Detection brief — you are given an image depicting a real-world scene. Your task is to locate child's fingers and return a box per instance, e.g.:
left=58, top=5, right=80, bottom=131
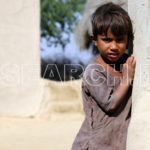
left=128, top=55, right=134, bottom=64
left=130, top=55, right=136, bottom=67
left=125, top=55, right=135, bottom=68
left=125, top=57, right=130, bottom=64
left=132, top=59, right=136, bottom=68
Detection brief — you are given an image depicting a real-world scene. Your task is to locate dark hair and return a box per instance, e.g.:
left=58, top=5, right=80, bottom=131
left=91, top=2, right=134, bottom=53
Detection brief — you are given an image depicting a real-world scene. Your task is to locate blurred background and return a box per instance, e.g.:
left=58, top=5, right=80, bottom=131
left=40, top=0, right=98, bottom=81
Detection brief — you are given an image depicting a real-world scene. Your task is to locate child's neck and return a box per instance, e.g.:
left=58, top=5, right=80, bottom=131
left=95, top=55, right=122, bottom=77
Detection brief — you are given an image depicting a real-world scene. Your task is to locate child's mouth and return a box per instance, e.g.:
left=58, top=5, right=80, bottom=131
left=108, top=53, right=119, bottom=59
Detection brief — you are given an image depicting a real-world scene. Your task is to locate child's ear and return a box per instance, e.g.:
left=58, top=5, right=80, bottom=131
left=90, top=34, right=98, bottom=46
left=90, top=34, right=94, bottom=40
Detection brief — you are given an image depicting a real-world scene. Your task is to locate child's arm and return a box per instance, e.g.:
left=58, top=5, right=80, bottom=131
left=108, top=55, right=136, bottom=113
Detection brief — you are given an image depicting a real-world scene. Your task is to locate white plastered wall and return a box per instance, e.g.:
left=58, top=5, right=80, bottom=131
left=127, top=0, right=150, bottom=149
left=0, top=0, right=44, bottom=117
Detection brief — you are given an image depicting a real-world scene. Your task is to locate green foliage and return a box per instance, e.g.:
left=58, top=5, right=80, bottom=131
left=41, top=0, right=86, bottom=49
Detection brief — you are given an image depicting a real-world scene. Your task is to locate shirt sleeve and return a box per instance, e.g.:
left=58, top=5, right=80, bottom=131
left=82, top=65, right=115, bottom=113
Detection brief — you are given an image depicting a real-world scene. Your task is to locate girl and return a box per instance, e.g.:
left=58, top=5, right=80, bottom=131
left=71, top=2, right=136, bottom=150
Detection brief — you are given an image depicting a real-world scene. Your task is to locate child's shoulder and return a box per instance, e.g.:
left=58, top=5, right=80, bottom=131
left=82, top=61, right=106, bottom=87
left=82, top=60, right=106, bottom=82
left=84, top=60, right=105, bottom=75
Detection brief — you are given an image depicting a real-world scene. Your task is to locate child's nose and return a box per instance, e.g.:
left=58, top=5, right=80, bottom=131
left=110, top=41, right=118, bottom=50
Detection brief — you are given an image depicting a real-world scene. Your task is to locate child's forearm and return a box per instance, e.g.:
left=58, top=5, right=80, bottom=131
left=108, top=79, right=131, bottom=113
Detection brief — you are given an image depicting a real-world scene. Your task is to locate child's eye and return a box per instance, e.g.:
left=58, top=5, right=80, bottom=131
left=102, top=38, right=112, bottom=42
left=117, top=38, right=124, bottom=42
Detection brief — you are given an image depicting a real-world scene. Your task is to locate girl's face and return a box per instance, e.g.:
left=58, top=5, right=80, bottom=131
left=94, top=29, right=128, bottom=63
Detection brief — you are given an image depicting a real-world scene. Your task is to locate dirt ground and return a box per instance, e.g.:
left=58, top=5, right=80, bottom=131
left=0, top=113, right=84, bottom=150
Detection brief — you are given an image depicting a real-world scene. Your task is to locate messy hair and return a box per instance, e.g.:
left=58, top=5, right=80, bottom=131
left=91, top=2, right=134, bottom=52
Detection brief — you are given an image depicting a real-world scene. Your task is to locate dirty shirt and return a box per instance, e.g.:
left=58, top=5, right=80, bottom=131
left=71, top=61, right=132, bottom=150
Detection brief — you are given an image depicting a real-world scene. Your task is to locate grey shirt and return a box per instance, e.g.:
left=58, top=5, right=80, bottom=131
left=71, top=61, right=132, bottom=150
